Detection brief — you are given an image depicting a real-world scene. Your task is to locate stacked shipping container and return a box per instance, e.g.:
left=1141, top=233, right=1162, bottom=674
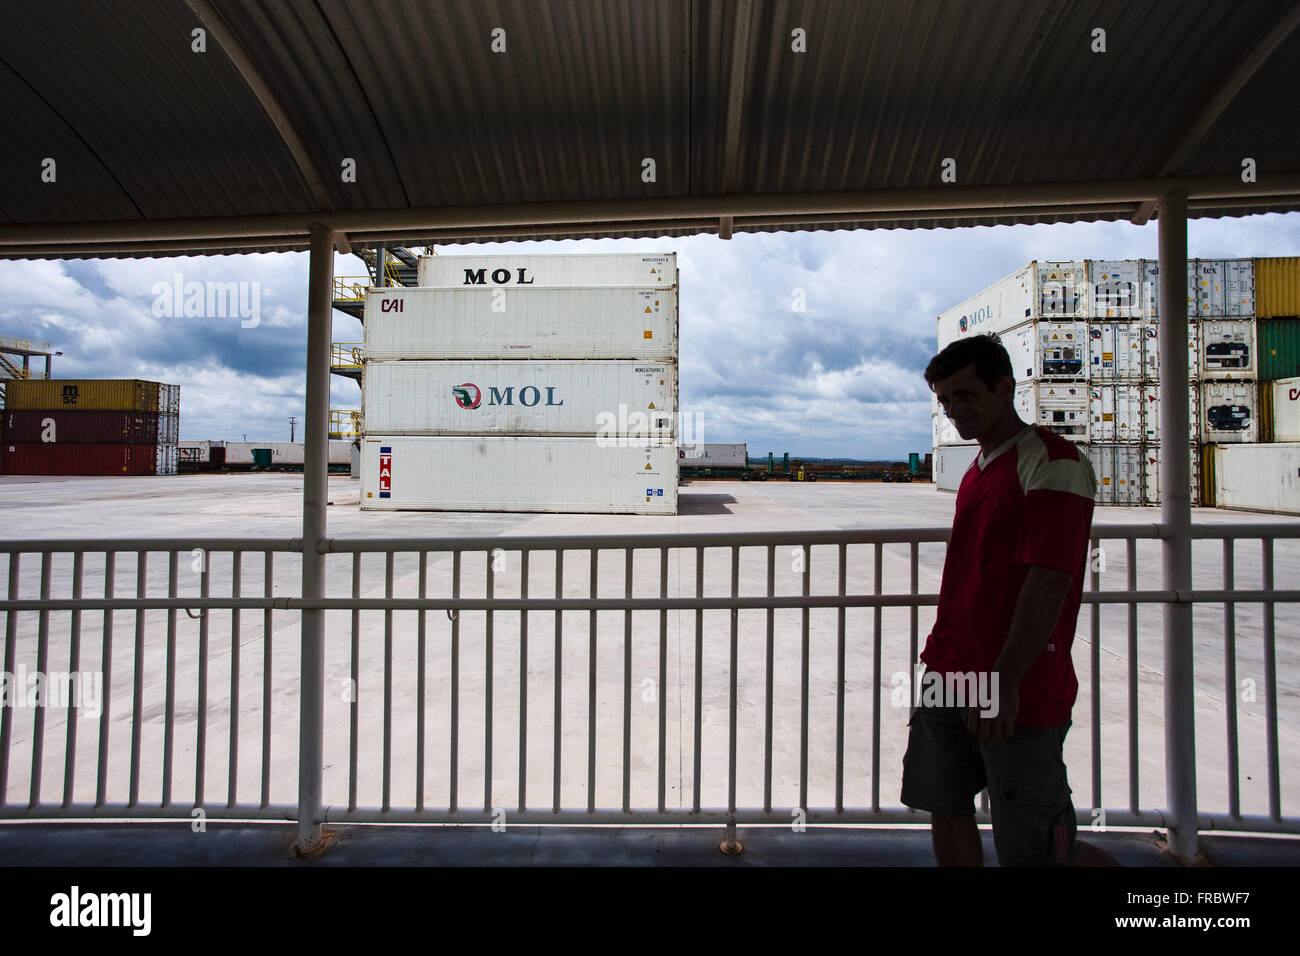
left=2, top=379, right=179, bottom=476
left=933, top=258, right=1288, bottom=505
left=361, top=254, right=679, bottom=514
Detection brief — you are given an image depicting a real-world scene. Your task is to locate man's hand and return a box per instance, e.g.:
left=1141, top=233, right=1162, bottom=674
left=967, top=677, right=1020, bottom=740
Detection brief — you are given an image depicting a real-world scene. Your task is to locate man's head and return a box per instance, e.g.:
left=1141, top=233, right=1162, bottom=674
left=925, top=334, right=1016, bottom=442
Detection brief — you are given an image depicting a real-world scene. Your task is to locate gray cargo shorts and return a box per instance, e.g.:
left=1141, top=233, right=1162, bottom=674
left=900, top=699, right=1078, bottom=866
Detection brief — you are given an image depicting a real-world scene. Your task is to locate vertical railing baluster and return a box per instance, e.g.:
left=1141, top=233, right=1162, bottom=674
left=520, top=549, right=530, bottom=813
left=835, top=542, right=846, bottom=815
left=871, top=542, right=882, bottom=813
left=0, top=553, right=19, bottom=806
left=693, top=546, right=703, bottom=814
left=623, top=548, right=633, bottom=814
left=417, top=550, right=427, bottom=812
left=1262, top=538, right=1279, bottom=821
left=485, top=548, right=494, bottom=815
left=349, top=553, right=360, bottom=813
left=260, top=551, right=273, bottom=810
left=657, top=546, right=668, bottom=815
left=587, top=548, right=597, bottom=814
left=554, top=550, right=564, bottom=814
left=800, top=543, right=810, bottom=815
left=63, top=551, right=84, bottom=808
left=163, top=551, right=178, bottom=808
left=764, top=544, right=774, bottom=815
left=1127, top=538, right=1139, bottom=814
left=29, top=552, right=52, bottom=807
left=1223, top=539, right=1239, bottom=819
left=728, top=545, right=739, bottom=816
left=909, top=541, right=918, bottom=709
left=228, top=550, right=241, bottom=808
left=383, top=551, right=394, bottom=812
left=95, top=552, right=114, bottom=807
left=195, top=552, right=209, bottom=807
left=450, top=551, right=461, bottom=812
left=1090, top=537, right=1102, bottom=813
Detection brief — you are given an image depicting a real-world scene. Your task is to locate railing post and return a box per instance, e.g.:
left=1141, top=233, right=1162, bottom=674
left=1157, top=188, right=1198, bottom=860
left=296, top=222, right=334, bottom=853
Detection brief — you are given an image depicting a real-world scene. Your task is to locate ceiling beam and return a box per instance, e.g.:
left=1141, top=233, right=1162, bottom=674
left=183, top=0, right=336, bottom=212
left=1131, top=0, right=1300, bottom=225
left=2, top=171, right=1300, bottom=254
left=717, top=0, right=755, bottom=241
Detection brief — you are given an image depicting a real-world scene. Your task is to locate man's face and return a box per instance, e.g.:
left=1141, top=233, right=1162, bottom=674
left=932, top=363, right=1013, bottom=442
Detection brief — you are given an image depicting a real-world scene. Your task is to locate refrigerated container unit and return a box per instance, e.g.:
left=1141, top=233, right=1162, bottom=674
left=1089, top=384, right=1148, bottom=443
left=1001, top=320, right=1089, bottom=381
left=1138, top=321, right=1201, bottom=381
left=1263, top=376, right=1300, bottom=442
left=362, top=360, right=677, bottom=436
left=937, top=260, right=1088, bottom=351
left=363, top=286, right=678, bottom=361
left=1141, top=259, right=1202, bottom=320
left=360, top=436, right=678, bottom=514
left=1191, top=259, right=1255, bottom=317
left=1198, top=320, right=1256, bottom=380
left=1086, top=444, right=1146, bottom=505
left=1087, top=260, right=1144, bottom=320
left=932, top=444, right=980, bottom=493
left=1087, top=321, right=1148, bottom=380
left=1013, top=382, right=1089, bottom=441
left=1137, top=383, right=1200, bottom=443
left=224, top=441, right=353, bottom=468
left=932, top=409, right=974, bottom=447
left=418, top=252, right=677, bottom=288
left=1199, top=381, right=1258, bottom=444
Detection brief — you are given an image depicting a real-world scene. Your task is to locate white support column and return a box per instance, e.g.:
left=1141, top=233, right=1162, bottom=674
left=1157, top=188, right=1198, bottom=860
left=297, top=222, right=333, bottom=851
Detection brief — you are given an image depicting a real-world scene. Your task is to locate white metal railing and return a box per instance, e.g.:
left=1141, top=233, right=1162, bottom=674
left=1, top=526, right=1297, bottom=841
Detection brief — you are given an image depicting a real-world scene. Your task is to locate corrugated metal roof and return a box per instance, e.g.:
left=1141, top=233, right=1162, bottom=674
left=1, top=0, right=1299, bottom=258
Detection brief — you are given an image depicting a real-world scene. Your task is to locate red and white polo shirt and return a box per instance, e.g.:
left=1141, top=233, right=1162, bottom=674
left=921, top=425, right=1097, bottom=727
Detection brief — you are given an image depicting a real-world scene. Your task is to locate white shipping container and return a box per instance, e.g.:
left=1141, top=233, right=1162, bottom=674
left=360, top=436, right=678, bottom=514
left=1140, top=321, right=1201, bottom=380
left=1138, top=383, right=1200, bottom=443
left=1013, top=381, right=1089, bottom=441
left=1088, top=260, right=1144, bottom=319
left=1002, top=320, right=1089, bottom=382
left=363, top=287, right=678, bottom=360
left=362, top=360, right=677, bottom=437
left=1211, top=443, right=1300, bottom=515
left=1141, top=259, right=1198, bottom=319
left=224, top=441, right=352, bottom=466
left=1086, top=444, right=1145, bottom=505
left=155, top=444, right=178, bottom=476
left=679, top=443, right=747, bottom=467
left=937, top=263, right=1036, bottom=348
left=1036, top=261, right=1089, bottom=318
left=1272, top=377, right=1300, bottom=442
left=1199, top=381, right=1258, bottom=444
left=932, top=409, right=973, bottom=447
left=1089, top=384, right=1146, bottom=443
left=933, top=443, right=980, bottom=492
left=1142, top=444, right=1201, bottom=506
left=1193, top=259, right=1255, bottom=317
left=1087, top=321, right=1147, bottom=380
left=1198, top=319, right=1256, bottom=379
left=418, top=253, right=677, bottom=288
left=179, top=440, right=210, bottom=462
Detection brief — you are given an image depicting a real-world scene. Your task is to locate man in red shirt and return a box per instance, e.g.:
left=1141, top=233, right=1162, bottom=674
left=902, top=333, right=1103, bottom=866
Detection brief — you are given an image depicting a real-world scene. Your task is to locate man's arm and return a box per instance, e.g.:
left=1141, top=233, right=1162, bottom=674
left=967, top=564, right=1074, bottom=740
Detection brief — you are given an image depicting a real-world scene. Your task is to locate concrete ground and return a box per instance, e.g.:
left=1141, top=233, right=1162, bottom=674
left=1, top=473, right=1297, bottom=863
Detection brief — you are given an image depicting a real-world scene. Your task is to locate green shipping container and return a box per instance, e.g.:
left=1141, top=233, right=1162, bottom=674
left=1257, top=317, right=1300, bottom=382
left=4, top=379, right=161, bottom=412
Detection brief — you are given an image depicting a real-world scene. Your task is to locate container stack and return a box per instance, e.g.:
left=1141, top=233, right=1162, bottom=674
left=360, top=254, right=679, bottom=514
left=1210, top=257, right=1300, bottom=514
left=2, top=379, right=179, bottom=476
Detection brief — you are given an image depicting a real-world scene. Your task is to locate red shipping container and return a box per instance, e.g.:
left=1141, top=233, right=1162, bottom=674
left=1, top=442, right=159, bottom=476
left=2, top=410, right=160, bottom=444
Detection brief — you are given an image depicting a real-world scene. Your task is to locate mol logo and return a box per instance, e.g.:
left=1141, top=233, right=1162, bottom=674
left=1290, top=387, right=1300, bottom=402
left=452, top=383, right=482, bottom=409
left=378, top=447, right=392, bottom=498
left=463, top=267, right=537, bottom=286
left=454, top=385, right=565, bottom=408
left=957, top=305, right=992, bottom=334
left=380, top=298, right=404, bottom=312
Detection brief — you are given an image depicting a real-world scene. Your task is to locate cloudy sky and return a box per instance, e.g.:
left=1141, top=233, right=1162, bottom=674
left=2, top=212, right=1298, bottom=460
